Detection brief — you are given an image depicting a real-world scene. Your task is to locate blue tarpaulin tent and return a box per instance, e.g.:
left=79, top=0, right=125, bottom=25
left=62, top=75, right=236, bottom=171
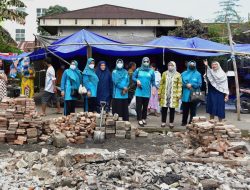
left=30, top=29, right=250, bottom=61
left=234, top=44, right=250, bottom=54
left=145, top=36, right=231, bottom=57
left=30, top=29, right=160, bottom=60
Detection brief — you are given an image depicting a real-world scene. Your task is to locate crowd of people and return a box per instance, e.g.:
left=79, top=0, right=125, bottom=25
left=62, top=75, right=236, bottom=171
left=0, top=56, right=230, bottom=128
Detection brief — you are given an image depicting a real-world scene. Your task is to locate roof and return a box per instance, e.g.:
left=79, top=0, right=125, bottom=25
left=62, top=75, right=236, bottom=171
left=17, top=41, right=35, bottom=52
left=40, top=4, right=184, bottom=20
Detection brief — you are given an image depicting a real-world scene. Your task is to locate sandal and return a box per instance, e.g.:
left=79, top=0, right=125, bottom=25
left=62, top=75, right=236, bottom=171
left=40, top=113, right=47, bottom=117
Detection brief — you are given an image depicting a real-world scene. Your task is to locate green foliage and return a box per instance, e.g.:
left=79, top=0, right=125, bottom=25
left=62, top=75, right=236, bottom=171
left=215, top=0, right=243, bottom=23
left=0, top=36, right=21, bottom=53
left=168, top=18, right=208, bottom=38
left=0, top=0, right=27, bottom=24
left=0, top=26, right=21, bottom=53
left=38, top=5, right=68, bottom=35
left=207, top=24, right=229, bottom=43
left=45, top=5, right=68, bottom=16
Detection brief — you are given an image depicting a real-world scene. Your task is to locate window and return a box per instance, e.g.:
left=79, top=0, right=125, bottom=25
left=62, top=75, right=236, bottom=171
left=158, top=19, right=161, bottom=25
left=108, top=19, right=110, bottom=24
left=59, top=19, right=61, bottom=24
left=124, top=19, right=127, bottom=24
left=175, top=20, right=178, bottom=25
left=37, top=8, right=47, bottom=17
left=75, top=19, right=78, bottom=25
left=141, top=19, right=143, bottom=24
left=91, top=19, right=94, bottom=24
left=16, top=29, right=25, bottom=42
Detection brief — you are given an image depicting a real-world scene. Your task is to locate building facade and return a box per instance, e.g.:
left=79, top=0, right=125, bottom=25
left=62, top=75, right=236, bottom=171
left=2, top=0, right=56, bottom=43
left=39, top=4, right=184, bottom=43
left=2, top=2, right=184, bottom=44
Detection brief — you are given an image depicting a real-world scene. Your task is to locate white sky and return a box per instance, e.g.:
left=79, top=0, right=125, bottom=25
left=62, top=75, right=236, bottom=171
left=26, top=0, right=250, bottom=22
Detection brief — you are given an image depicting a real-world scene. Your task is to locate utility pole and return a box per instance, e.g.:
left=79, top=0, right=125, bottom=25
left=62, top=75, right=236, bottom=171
left=226, top=18, right=241, bottom=121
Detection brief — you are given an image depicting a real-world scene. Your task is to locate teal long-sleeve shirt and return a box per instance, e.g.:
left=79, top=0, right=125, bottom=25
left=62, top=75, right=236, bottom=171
left=112, top=69, right=129, bottom=99
left=132, top=68, right=156, bottom=98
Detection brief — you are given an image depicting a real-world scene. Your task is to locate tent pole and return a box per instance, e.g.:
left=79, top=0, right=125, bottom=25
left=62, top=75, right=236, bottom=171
left=163, top=48, right=165, bottom=65
left=35, top=35, right=71, bottom=66
left=87, top=45, right=92, bottom=59
left=226, top=19, right=241, bottom=121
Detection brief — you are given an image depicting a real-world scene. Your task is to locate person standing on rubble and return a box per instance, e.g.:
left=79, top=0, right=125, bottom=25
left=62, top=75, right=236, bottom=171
left=181, top=61, right=202, bottom=126
left=203, top=60, right=229, bottom=122
left=132, top=57, right=156, bottom=127
left=159, top=61, right=182, bottom=128
left=112, top=59, right=129, bottom=121
left=83, top=58, right=99, bottom=112
left=61, top=60, right=82, bottom=116
left=96, top=61, right=113, bottom=113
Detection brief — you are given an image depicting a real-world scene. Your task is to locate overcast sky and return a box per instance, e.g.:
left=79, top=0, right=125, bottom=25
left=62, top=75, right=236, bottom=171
left=39, top=0, right=250, bottom=22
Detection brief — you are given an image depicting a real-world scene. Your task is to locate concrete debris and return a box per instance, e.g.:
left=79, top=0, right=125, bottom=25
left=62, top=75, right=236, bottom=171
left=0, top=147, right=249, bottom=189
left=0, top=97, right=51, bottom=145
left=0, top=97, right=145, bottom=146
left=179, top=116, right=248, bottom=159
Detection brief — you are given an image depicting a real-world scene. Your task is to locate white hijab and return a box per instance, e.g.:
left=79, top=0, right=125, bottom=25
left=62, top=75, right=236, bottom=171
left=167, top=61, right=177, bottom=77
left=206, top=61, right=229, bottom=95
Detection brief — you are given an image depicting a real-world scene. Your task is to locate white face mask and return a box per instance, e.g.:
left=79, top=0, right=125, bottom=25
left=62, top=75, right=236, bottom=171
left=117, top=63, right=123, bottom=69
left=89, top=64, right=95, bottom=69
left=70, top=65, right=76, bottom=70
left=143, top=61, right=149, bottom=67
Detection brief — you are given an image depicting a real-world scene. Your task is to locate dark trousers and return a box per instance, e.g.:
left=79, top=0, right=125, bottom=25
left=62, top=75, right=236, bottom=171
left=161, top=107, right=175, bottom=123
left=136, top=97, right=149, bottom=121
left=182, top=102, right=197, bottom=124
left=84, top=97, right=97, bottom=112
left=64, top=100, right=76, bottom=116
left=112, top=98, right=129, bottom=121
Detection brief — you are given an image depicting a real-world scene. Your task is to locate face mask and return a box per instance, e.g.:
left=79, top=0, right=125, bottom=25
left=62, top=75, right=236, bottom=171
left=189, top=66, right=195, bottom=70
left=117, top=63, right=123, bottom=69
left=70, top=65, right=76, bottom=70
left=89, top=64, right=95, bottom=69
left=143, top=61, right=149, bottom=67
left=168, top=66, right=174, bottom=71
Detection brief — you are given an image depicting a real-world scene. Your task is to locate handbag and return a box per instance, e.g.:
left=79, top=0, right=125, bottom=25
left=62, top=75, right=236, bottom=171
left=190, top=90, right=205, bottom=103
left=70, top=79, right=80, bottom=98
left=78, top=84, right=87, bottom=95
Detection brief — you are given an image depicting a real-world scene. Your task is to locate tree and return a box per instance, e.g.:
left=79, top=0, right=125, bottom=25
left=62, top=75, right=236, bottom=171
left=38, top=5, right=68, bottom=35
left=215, top=0, right=243, bottom=23
left=0, top=26, right=21, bottom=53
left=168, top=18, right=208, bottom=38
left=0, top=0, right=27, bottom=24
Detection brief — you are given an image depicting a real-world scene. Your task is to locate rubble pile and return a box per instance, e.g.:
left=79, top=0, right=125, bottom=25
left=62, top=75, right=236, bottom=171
left=184, top=116, right=248, bottom=159
left=52, top=112, right=148, bottom=145
left=0, top=148, right=249, bottom=189
left=0, top=97, right=51, bottom=145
